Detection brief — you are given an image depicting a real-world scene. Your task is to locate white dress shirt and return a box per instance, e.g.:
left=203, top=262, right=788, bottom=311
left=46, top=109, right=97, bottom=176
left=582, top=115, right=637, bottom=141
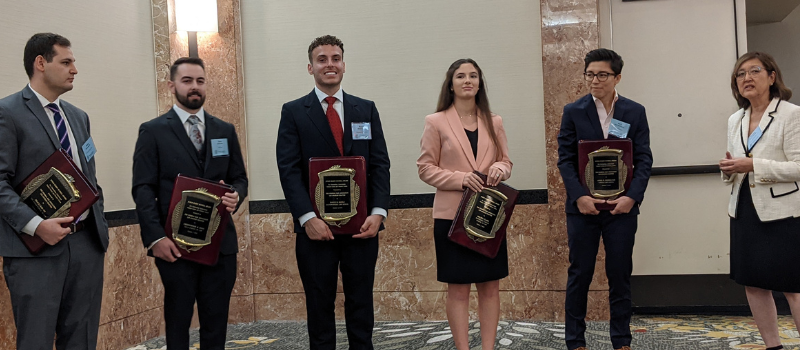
left=592, top=90, right=619, bottom=139
left=172, top=104, right=206, bottom=142
left=22, top=84, right=88, bottom=235
left=299, top=87, right=387, bottom=227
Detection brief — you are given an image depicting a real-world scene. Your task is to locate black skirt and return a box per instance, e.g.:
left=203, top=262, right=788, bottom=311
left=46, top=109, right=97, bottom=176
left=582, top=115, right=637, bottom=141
left=433, top=219, right=509, bottom=284
left=730, top=176, right=800, bottom=292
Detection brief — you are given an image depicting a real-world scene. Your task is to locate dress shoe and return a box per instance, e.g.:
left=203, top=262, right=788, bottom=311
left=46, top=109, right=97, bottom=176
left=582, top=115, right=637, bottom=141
left=615, top=346, right=631, bottom=350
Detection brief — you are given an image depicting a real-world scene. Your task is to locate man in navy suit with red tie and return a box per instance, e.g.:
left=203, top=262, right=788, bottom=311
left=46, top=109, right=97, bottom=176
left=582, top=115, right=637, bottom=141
left=557, top=49, right=653, bottom=350
left=276, top=35, right=391, bottom=350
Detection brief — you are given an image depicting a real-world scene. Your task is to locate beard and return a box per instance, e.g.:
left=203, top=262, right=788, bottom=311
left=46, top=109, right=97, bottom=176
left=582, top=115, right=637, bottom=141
left=176, top=90, right=205, bottom=110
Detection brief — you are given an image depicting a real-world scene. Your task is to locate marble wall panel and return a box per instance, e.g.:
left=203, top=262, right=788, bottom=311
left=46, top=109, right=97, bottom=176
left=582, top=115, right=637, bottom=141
left=100, top=225, right=163, bottom=324
left=251, top=213, right=304, bottom=294
left=229, top=294, right=255, bottom=324
left=0, top=259, right=14, bottom=349
left=254, top=293, right=309, bottom=321
left=375, top=208, right=439, bottom=292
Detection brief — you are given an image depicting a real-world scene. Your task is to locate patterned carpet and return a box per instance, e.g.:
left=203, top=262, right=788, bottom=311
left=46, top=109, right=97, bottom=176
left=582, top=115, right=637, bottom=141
left=127, top=315, right=800, bottom=350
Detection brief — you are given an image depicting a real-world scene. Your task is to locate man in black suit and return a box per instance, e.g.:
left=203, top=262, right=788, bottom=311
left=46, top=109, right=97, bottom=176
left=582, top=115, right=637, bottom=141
left=276, top=35, right=391, bottom=350
left=0, top=32, right=109, bottom=350
left=132, top=57, right=248, bottom=350
left=557, top=49, right=653, bottom=350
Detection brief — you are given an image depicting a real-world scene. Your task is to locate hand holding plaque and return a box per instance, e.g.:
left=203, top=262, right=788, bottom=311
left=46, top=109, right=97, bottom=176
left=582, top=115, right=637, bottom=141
left=578, top=139, right=633, bottom=211
left=165, top=175, right=233, bottom=266
left=15, top=149, right=100, bottom=254
left=448, top=171, right=519, bottom=258
left=308, top=156, right=367, bottom=235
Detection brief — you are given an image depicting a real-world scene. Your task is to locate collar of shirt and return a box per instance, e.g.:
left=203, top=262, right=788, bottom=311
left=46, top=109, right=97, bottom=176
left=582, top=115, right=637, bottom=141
left=314, top=86, right=343, bottom=104
left=592, top=90, right=619, bottom=115
left=173, top=104, right=205, bottom=125
left=29, top=83, right=63, bottom=113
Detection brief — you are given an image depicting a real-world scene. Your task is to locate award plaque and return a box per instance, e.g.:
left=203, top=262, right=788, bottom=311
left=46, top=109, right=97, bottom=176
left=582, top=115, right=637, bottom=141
left=308, top=156, right=367, bottom=234
left=448, top=172, right=519, bottom=258
left=578, top=139, right=633, bottom=211
left=165, top=175, right=232, bottom=266
left=15, top=149, right=100, bottom=254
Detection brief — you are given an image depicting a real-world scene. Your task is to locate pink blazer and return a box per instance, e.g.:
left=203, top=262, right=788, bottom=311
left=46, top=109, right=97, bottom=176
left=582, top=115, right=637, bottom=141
left=417, top=106, right=513, bottom=220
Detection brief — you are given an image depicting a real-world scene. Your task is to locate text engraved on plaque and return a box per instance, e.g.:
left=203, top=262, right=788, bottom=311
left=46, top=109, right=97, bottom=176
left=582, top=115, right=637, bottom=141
left=464, top=188, right=508, bottom=243
left=585, top=146, right=628, bottom=198
left=20, top=167, right=81, bottom=219
left=171, top=189, right=222, bottom=251
left=315, top=165, right=360, bottom=227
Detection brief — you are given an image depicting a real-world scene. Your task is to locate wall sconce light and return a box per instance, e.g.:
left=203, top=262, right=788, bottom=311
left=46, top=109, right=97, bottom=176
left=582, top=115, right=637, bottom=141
left=175, top=0, right=219, bottom=58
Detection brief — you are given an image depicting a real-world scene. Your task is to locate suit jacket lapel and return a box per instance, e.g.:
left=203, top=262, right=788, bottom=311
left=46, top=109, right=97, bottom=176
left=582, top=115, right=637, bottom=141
left=304, top=90, right=341, bottom=155
left=445, top=106, right=477, bottom=169
left=583, top=95, right=605, bottom=139
left=60, top=103, right=90, bottom=170
left=202, top=113, right=223, bottom=175
left=166, top=109, right=202, bottom=168
left=475, top=113, right=490, bottom=168
left=342, top=92, right=355, bottom=156
left=22, top=87, right=59, bottom=150
left=739, top=107, right=750, bottom=153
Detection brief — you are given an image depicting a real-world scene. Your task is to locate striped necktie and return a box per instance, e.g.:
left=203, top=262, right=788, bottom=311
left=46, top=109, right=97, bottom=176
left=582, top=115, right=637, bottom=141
left=46, top=103, right=72, bottom=157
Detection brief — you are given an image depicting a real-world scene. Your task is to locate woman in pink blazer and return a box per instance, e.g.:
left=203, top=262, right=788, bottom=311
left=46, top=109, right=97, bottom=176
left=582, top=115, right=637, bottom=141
left=417, top=59, right=513, bottom=350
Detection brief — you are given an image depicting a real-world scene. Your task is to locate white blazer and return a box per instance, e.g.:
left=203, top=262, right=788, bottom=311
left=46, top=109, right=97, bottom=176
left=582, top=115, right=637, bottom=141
left=724, top=98, right=800, bottom=221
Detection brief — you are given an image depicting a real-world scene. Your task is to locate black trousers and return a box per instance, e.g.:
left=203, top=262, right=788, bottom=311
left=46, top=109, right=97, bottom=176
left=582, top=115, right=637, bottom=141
left=3, top=229, right=104, bottom=350
left=565, top=212, right=637, bottom=350
left=296, top=232, right=379, bottom=350
left=155, top=253, right=237, bottom=350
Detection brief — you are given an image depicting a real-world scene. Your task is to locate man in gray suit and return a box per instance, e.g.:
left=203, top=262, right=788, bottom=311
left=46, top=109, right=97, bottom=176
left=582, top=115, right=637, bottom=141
left=0, top=33, right=108, bottom=350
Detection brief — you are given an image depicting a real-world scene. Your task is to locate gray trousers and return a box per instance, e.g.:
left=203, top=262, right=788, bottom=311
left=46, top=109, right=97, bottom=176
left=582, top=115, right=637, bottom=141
left=3, top=230, right=105, bottom=350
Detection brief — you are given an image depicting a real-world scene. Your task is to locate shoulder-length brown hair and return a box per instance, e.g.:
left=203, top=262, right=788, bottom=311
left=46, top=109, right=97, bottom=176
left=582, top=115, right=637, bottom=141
left=731, top=52, right=793, bottom=109
left=436, top=58, right=503, bottom=160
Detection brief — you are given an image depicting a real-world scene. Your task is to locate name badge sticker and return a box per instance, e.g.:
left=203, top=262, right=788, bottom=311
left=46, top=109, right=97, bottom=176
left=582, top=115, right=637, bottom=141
left=82, top=137, right=97, bottom=162
left=211, top=138, right=229, bottom=157
left=608, top=119, right=631, bottom=139
left=352, top=122, right=372, bottom=140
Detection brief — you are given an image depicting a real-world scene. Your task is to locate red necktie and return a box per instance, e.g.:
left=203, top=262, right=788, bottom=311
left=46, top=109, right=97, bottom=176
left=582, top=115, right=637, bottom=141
left=325, top=96, right=344, bottom=155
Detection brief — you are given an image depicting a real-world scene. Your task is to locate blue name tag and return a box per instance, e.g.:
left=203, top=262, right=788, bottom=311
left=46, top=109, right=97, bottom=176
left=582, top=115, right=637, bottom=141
left=352, top=122, right=372, bottom=140
left=211, top=138, right=229, bottom=157
left=82, top=137, right=96, bottom=162
left=608, top=119, right=631, bottom=139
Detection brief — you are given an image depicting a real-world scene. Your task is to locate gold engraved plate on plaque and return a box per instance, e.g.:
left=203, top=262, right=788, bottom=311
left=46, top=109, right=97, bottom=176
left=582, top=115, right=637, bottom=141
left=463, top=188, right=508, bottom=243
left=171, top=188, right=222, bottom=252
left=585, top=146, right=628, bottom=199
left=315, top=165, right=360, bottom=227
left=20, top=167, right=81, bottom=219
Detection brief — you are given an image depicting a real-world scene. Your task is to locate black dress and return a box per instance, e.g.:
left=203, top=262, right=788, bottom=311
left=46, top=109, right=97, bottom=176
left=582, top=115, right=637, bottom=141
left=730, top=175, right=800, bottom=292
left=433, top=128, right=509, bottom=284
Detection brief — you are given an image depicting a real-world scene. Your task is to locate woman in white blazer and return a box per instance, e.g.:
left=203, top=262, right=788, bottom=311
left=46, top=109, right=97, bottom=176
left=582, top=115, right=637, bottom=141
left=720, top=52, right=800, bottom=350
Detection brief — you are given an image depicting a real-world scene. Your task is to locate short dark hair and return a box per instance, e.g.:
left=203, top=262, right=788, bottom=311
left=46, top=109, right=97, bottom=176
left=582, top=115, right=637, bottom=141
left=23, top=33, right=71, bottom=78
left=730, top=52, right=793, bottom=109
left=584, top=48, right=624, bottom=75
left=308, top=35, right=344, bottom=62
left=169, top=57, right=205, bottom=81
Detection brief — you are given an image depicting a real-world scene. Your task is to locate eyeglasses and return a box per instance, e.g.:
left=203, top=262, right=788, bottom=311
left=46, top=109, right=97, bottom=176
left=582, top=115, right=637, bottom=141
left=583, top=72, right=616, bottom=82
left=736, top=66, right=766, bottom=81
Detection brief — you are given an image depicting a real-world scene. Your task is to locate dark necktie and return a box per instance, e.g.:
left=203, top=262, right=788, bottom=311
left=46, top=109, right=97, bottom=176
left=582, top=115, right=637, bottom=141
left=324, top=96, right=344, bottom=155
left=46, top=103, right=72, bottom=157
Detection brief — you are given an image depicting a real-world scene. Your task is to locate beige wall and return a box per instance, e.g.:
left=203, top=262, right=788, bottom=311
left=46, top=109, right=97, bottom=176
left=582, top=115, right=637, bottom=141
left=747, top=4, right=800, bottom=105
left=0, top=0, right=157, bottom=211
left=241, top=0, right=547, bottom=200
left=599, top=0, right=746, bottom=275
